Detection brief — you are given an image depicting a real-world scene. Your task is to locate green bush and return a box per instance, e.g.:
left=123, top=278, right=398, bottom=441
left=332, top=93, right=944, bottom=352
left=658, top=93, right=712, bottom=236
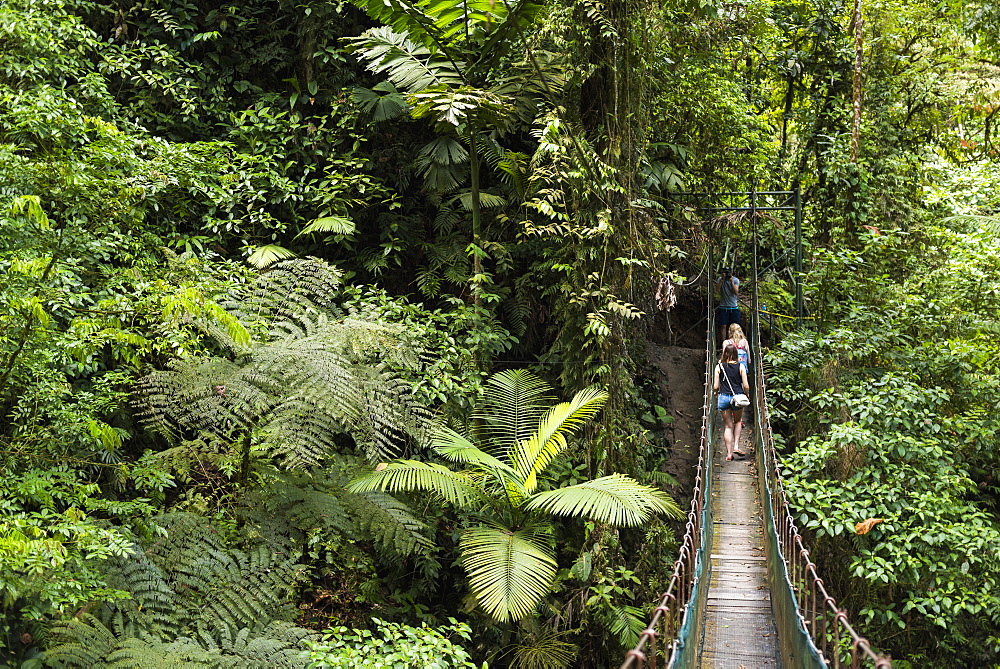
left=304, top=618, right=485, bottom=669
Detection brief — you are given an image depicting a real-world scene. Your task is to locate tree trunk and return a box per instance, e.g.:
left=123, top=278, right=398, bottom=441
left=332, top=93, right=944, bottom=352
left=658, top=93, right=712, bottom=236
left=851, top=0, right=863, bottom=163
left=468, top=130, right=483, bottom=307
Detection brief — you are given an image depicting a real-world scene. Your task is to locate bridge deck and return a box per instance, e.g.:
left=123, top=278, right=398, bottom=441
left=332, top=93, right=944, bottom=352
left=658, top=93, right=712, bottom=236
left=699, top=427, right=779, bottom=667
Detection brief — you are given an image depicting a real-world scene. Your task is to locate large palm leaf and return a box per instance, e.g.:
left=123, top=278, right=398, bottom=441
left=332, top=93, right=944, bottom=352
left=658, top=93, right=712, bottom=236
left=433, top=427, right=517, bottom=474
left=345, top=27, right=465, bottom=94
left=512, top=386, right=609, bottom=493
left=459, top=525, right=556, bottom=623
left=347, top=460, right=487, bottom=508
left=348, top=0, right=539, bottom=55
left=523, top=474, right=683, bottom=526
left=474, top=368, right=556, bottom=455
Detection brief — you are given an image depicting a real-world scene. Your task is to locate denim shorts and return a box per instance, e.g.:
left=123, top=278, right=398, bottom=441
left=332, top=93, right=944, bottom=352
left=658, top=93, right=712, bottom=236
left=718, top=393, right=738, bottom=411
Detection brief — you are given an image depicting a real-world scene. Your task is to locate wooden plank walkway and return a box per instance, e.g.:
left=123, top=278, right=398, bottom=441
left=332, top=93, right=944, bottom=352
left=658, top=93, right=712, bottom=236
left=699, top=425, right=780, bottom=667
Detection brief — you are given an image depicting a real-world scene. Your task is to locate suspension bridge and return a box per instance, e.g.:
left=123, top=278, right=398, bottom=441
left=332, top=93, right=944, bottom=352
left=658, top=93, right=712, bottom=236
left=620, top=268, right=893, bottom=669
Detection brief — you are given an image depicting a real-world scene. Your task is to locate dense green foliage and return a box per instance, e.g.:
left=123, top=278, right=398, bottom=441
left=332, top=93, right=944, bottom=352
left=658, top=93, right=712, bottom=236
left=304, top=618, right=483, bottom=668
left=2, top=0, right=1000, bottom=665
left=350, top=370, right=682, bottom=624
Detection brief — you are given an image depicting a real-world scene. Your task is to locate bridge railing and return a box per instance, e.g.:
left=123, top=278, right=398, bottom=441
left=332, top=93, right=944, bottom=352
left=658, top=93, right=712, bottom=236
left=619, top=282, right=716, bottom=669
left=749, top=289, right=892, bottom=669
left=622, top=270, right=892, bottom=668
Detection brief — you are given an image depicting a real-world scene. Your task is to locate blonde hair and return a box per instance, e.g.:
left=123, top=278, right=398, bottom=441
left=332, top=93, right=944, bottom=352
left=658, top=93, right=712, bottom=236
left=727, top=324, right=747, bottom=346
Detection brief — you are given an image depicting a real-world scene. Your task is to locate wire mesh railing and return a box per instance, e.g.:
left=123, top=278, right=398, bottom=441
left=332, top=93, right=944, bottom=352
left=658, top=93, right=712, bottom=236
left=619, top=284, right=715, bottom=669
left=749, top=286, right=892, bottom=668
left=622, top=261, right=892, bottom=667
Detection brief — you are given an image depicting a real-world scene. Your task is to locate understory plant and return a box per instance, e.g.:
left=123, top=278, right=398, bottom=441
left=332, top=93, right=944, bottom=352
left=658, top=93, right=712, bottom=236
left=304, top=618, right=484, bottom=668
left=349, top=369, right=683, bottom=623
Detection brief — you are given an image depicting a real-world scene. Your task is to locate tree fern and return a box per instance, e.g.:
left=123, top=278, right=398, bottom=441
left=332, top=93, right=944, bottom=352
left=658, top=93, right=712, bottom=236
left=136, top=258, right=431, bottom=466
left=222, top=257, right=344, bottom=329
left=347, top=490, right=437, bottom=558
left=243, top=466, right=436, bottom=562
left=45, top=513, right=315, bottom=668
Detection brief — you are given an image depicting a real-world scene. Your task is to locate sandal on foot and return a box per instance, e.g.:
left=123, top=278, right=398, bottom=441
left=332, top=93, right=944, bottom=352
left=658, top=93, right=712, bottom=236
left=726, top=455, right=733, bottom=461
left=733, top=449, right=746, bottom=457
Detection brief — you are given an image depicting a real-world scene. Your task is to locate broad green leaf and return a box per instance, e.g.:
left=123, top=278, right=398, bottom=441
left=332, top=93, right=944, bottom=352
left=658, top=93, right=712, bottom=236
left=459, top=526, right=556, bottom=622
left=247, top=244, right=296, bottom=268
left=523, top=473, right=683, bottom=526
left=296, top=216, right=356, bottom=238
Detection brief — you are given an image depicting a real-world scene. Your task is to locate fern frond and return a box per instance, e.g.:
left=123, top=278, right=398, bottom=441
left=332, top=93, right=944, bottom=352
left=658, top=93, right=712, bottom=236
left=46, top=614, right=116, bottom=666
left=604, top=604, right=647, bottom=647
left=349, top=490, right=437, bottom=557
left=140, top=301, right=431, bottom=468
left=136, top=357, right=279, bottom=440
left=224, top=257, right=343, bottom=329
left=46, top=513, right=314, bottom=668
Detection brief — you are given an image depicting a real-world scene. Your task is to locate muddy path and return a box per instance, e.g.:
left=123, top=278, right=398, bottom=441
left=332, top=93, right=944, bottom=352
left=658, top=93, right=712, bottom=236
left=646, top=344, right=707, bottom=504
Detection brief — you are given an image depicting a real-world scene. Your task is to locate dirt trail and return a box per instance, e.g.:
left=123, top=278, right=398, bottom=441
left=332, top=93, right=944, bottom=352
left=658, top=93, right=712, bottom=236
left=647, top=344, right=707, bottom=500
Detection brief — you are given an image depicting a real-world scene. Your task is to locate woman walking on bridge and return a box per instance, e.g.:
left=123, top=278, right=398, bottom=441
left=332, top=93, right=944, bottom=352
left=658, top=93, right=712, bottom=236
left=723, top=323, right=751, bottom=370
left=714, top=343, right=749, bottom=461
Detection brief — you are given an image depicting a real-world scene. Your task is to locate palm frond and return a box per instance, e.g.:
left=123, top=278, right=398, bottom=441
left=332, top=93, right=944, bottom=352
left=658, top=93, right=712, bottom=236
left=415, top=136, right=469, bottom=192
left=296, top=215, right=356, bottom=238
left=523, top=474, right=682, bottom=526
left=474, top=369, right=556, bottom=455
left=347, top=460, right=484, bottom=508
left=457, top=190, right=507, bottom=210
left=347, top=0, right=537, bottom=54
left=247, top=244, right=296, bottom=269
left=459, top=526, right=557, bottom=622
left=409, top=84, right=514, bottom=129
left=506, top=628, right=578, bottom=669
left=432, top=426, right=514, bottom=472
left=350, top=82, right=409, bottom=122
left=345, top=26, right=464, bottom=94
left=432, top=426, right=526, bottom=505
left=512, top=386, right=609, bottom=492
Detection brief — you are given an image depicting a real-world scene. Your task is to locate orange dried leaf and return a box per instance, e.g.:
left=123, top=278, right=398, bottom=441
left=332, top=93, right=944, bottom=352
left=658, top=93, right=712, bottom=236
left=855, top=518, right=885, bottom=535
